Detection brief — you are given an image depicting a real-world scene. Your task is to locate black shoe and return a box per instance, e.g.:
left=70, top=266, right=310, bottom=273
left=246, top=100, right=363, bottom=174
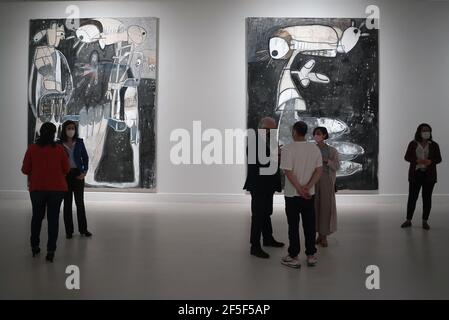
left=81, top=231, right=92, bottom=237
left=46, top=252, right=55, bottom=263
left=66, top=233, right=73, bottom=239
left=32, top=247, right=41, bottom=257
left=250, top=246, right=270, bottom=259
left=401, top=220, right=412, bottom=228
left=263, top=239, right=285, bottom=248
left=423, top=221, right=430, bottom=230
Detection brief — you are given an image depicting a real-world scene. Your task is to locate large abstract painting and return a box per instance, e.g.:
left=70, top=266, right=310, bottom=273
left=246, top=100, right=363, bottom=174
left=28, top=17, right=157, bottom=190
left=247, top=18, right=378, bottom=190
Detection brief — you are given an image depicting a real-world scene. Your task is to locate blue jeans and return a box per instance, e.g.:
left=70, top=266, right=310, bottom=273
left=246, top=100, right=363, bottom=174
left=30, top=191, right=64, bottom=252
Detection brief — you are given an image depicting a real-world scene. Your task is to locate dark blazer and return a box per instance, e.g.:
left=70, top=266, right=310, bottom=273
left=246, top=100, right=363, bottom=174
left=57, top=138, right=89, bottom=174
left=404, top=140, right=442, bottom=183
left=243, top=135, right=282, bottom=193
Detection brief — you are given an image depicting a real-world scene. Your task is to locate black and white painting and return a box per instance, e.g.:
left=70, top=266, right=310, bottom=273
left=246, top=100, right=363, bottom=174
left=247, top=18, right=378, bottom=190
left=28, top=17, right=157, bottom=190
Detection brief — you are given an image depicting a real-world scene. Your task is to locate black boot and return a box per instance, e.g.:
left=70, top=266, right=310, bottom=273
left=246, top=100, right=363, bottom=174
left=81, top=231, right=92, bottom=237
left=32, top=247, right=41, bottom=257
left=46, top=252, right=55, bottom=263
left=401, top=220, right=412, bottom=228
left=263, top=238, right=285, bottom=248
left=250, top=246, right=269, bottom=259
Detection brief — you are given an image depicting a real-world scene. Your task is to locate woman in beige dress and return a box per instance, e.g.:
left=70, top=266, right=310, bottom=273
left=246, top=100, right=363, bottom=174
left=313, top=127, right=340, bottom=247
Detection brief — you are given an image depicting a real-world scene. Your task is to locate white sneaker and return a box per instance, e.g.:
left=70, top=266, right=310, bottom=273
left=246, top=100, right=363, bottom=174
left=281, top=255, right=301, bottom=268
left=307, top=255, right=318, bottom=267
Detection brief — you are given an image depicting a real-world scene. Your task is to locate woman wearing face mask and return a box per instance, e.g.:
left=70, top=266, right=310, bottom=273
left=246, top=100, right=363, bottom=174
left=313, top=127, right=340, bottom=247
left=58, top=120, right=92, bottom=239
left=21, top=122, right=70, bottom=262
left=402, top=123, right=442, bottom=230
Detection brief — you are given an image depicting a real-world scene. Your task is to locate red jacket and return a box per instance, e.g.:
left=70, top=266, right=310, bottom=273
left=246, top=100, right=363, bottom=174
left=21, top=144, right=70, bottom=192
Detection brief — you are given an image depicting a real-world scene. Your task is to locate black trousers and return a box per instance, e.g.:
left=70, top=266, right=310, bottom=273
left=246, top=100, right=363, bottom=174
left=406, top=170, right=435, bottom=221
left=64, top=169, right=88, bottom=234
left=30, top=191, right=64, bottom=252
left=250, top=191, right=275, bottom=247
left=285, top=196, right=317, bottom=257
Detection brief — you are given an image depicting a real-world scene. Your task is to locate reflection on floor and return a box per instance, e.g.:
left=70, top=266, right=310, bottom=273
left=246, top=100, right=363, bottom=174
left=0, top=196, right=448, bottom=299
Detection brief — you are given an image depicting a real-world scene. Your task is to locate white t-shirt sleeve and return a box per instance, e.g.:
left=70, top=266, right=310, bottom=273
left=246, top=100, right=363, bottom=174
left=280, top=147, right=293, bottom=170
left=315, top=146, right=323, bottom=168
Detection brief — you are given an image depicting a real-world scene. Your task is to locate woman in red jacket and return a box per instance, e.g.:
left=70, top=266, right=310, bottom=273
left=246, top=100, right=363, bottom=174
left=21, top=122, right=70, bottom=262
left=401, top=123, right=442, bottom=230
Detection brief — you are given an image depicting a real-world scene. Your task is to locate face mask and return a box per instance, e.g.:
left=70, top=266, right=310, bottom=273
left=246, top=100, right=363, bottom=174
left=66, top=130, right=75, bottom=138
left=421, top=132, right=431, bottom=140
left=314, top=135, right=324, bottom=143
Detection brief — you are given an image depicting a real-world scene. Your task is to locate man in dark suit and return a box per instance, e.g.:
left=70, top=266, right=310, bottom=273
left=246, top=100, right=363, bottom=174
left=244, top=117, right=284, bottom=259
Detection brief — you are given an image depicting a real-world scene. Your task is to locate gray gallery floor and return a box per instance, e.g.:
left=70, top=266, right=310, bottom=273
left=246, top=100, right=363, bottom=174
left=0, top=195, right=448, bottom=299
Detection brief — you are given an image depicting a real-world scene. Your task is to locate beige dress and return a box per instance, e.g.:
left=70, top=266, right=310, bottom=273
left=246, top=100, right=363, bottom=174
left=315, top=144, right=340, bottom=236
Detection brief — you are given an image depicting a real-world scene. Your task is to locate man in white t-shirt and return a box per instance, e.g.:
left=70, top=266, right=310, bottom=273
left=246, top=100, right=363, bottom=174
left=280, top=121, right=322, bottom=268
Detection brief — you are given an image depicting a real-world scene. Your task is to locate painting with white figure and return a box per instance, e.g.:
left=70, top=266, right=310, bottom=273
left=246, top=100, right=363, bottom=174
left=28, top=17, right=157, bottom=190
left=247, top=18, right=378, bottom=190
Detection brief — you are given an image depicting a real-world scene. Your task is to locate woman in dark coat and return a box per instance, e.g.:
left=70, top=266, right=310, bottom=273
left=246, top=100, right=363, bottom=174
left=401, top=123, right=442, bottom=230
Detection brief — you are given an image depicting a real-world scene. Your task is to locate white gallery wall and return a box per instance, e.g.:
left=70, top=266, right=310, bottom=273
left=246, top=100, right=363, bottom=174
left=0, top=0, right=448, bottom=195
